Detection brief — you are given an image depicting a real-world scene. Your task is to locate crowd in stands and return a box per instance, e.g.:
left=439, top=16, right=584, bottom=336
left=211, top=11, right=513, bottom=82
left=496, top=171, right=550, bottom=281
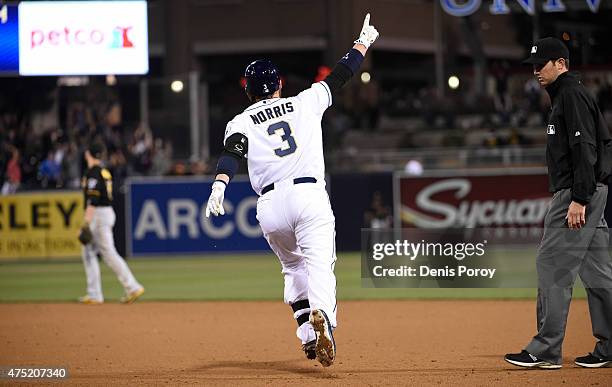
left=0, top=101, right=211, bottom=195
left=2, top=69, right=612, bottom=194
left=377, top=68, right=612, bottom=133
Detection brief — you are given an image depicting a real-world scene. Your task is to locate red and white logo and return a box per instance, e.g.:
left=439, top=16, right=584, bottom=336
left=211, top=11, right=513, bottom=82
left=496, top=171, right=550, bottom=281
left=398, top=174, right=551, bottom=228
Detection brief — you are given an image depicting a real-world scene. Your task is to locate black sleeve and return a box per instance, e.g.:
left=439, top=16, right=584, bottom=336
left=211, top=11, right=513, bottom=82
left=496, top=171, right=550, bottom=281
left=323, top=62, right=354, bottom=94
left=570, top=142, right=598, bottom=204
left=564, top=91, right=597, bottom=204
left=224, top=133, right=248, bottom=158
left=323, top=48, right=364, bottom=94
left=215, top=133, right=247, bottom=179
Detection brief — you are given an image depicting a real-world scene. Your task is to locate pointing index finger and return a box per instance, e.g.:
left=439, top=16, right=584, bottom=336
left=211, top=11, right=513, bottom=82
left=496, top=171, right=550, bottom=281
left=363, top=13, right=370, bottom=29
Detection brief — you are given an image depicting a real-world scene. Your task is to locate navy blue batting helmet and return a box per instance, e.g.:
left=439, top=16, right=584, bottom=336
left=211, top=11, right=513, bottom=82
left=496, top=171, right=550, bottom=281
left=244, top=59, right=281, bottom=98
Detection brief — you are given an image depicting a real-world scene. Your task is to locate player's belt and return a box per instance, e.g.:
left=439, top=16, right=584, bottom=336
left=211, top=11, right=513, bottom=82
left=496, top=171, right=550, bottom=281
left=261, top=177, right=317, bottom=195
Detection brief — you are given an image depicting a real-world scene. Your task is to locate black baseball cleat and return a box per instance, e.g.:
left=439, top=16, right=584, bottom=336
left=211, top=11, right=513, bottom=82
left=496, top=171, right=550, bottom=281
left=302, top=339, right=316, bottom=360
left=575, top=353, right=612, bottom=368
left=504, top=350, right=562, bottom=369
left=310, top=309, right=336, bottom=367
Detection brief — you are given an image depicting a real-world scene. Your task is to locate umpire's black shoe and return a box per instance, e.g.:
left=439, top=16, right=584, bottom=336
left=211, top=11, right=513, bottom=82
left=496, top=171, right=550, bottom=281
left=575, top=353, right=612, bottom=368
left=504, top=350, right=562, bottom=369
left=302, top=339, right=316, bottom=360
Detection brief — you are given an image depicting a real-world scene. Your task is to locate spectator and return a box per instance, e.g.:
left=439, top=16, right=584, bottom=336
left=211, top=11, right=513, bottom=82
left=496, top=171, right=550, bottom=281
left=38, top=151, right=62, bottom=188
left=189, top=160, right=208, bottom=176
left=128, top=125, right=153, bottom=175
left=1, top=148, right=21, bottom=195
left=109, top=148, right=128, bottom=185
left=62, top=142, right=82, bottom=189
left=150, top=138, right=172, bottom=176
left=492, top=61, right=512, bottom=123
left=363, top=191, right=392, bottom=229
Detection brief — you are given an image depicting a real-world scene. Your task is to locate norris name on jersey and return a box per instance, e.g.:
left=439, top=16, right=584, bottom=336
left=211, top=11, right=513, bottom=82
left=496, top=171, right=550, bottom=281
left=249, top=101, right=294, bottom=125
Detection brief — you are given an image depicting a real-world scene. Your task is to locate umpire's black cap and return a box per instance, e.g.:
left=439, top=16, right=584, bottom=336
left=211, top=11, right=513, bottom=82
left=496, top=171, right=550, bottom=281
left=523, top=37, right=569, bottom=65
left=87, top=142, right=106, bottom=159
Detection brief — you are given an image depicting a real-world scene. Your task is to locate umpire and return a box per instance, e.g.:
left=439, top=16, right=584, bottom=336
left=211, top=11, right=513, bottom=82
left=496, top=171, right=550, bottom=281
left=505, top=37, right=612, bottom=369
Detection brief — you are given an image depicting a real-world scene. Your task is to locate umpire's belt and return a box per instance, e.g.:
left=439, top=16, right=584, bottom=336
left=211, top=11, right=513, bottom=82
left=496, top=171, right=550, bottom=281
left=261, top=177, right=317, bottom=195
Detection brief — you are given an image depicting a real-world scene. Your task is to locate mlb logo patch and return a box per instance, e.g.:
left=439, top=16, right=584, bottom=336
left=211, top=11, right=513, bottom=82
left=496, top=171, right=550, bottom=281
left=547, top=125, right=555, bottom=135
left=531, top=46, right=537, bottom=53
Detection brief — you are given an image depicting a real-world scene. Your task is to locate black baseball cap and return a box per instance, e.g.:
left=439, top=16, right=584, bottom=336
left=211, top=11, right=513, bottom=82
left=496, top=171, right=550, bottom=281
left=522, top=37, right=569, bottom=65
left=87, top=142, right=106, bottom=159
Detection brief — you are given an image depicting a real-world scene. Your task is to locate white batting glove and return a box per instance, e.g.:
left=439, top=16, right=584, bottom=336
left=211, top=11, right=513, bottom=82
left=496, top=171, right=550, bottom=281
left=354, top=13, right=379, bottom=49
left=205, top=181, right=226, bottom=217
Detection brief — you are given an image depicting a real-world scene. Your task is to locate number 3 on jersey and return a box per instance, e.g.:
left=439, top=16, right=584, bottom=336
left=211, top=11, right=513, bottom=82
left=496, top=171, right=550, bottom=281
left=267, top=121, right=297, bottom=157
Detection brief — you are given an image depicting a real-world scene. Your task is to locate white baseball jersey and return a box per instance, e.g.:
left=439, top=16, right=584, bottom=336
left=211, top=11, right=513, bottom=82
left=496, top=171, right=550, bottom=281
left=224, top=80, right=338, bottom=333
left=224, top=81, right=332, bottom=194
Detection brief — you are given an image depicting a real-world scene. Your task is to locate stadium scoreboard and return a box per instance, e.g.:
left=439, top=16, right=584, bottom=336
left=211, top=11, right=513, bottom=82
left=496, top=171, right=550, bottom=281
left=0, top=1, right=148, bottom=76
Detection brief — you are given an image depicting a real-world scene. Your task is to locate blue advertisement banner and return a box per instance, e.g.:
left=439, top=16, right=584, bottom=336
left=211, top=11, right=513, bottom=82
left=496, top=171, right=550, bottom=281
left=127, top=177, right=268, bottom=256
left=0, top=4, right=19, bottom=73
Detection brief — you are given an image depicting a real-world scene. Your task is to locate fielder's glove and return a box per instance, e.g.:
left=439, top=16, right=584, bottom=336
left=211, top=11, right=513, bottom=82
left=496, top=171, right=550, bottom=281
left=205, top=180, right=227, bottom=217
left=354, top=13, right=380, bottom=49
left=78, top=224, right=93, bottom=245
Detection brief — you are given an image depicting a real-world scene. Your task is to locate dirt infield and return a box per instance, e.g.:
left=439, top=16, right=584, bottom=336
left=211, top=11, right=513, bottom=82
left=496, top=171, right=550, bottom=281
left=1, top=300, right=610, bottom=386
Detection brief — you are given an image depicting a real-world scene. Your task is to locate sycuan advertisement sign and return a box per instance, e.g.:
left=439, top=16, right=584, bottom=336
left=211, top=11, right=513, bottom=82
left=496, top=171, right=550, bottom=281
left=395, top=169, right=551, bottom=229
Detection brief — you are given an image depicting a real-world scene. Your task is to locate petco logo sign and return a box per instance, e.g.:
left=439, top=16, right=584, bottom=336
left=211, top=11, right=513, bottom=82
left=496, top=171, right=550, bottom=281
left=30, top=26, right=135, bottom=49
left=18, top=1, right=148, bottom=75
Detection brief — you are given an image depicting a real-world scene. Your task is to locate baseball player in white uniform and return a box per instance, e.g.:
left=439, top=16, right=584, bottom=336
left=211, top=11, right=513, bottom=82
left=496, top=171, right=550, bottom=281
left=79, top=142, right=144, bottom=305
left=205, top=14, right=379, bottom=367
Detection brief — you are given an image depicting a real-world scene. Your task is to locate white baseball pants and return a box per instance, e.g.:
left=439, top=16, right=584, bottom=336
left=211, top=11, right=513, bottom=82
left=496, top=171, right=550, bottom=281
left=81, top=207, right=142, bottom=301
left=256, top=179, right=338, bottom=343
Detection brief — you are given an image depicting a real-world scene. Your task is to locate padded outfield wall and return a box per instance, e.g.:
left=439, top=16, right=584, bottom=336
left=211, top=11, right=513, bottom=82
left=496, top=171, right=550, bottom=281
left=1, top=171, right=610, bottom=260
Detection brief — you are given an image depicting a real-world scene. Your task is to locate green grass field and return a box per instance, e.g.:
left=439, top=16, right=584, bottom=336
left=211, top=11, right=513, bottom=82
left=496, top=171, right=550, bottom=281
left=0, top=252, right=587, bottom=302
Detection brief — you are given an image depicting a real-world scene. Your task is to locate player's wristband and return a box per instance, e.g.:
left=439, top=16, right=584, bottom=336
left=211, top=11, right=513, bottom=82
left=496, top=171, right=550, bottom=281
left=215, top=152, right=239, bottom=180
left=214, top=179, right=227, bottom=187
left=338, top=48, right=364, bottom=75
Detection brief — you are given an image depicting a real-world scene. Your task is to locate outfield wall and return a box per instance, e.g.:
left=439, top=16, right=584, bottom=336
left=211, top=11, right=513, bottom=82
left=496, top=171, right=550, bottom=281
left=0, top=191, right=84, bottom=260
left=1, top=172, right=611, bottom=260
left=126, top=176, right=267, bottom=256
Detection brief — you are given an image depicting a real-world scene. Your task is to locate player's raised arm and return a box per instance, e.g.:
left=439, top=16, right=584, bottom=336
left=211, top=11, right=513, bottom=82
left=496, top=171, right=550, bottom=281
left=323, top=13, right=380, bottom=94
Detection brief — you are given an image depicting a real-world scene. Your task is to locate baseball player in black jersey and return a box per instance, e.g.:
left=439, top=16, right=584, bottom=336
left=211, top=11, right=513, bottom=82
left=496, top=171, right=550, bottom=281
left=79, top=142, right=144, bottom=304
